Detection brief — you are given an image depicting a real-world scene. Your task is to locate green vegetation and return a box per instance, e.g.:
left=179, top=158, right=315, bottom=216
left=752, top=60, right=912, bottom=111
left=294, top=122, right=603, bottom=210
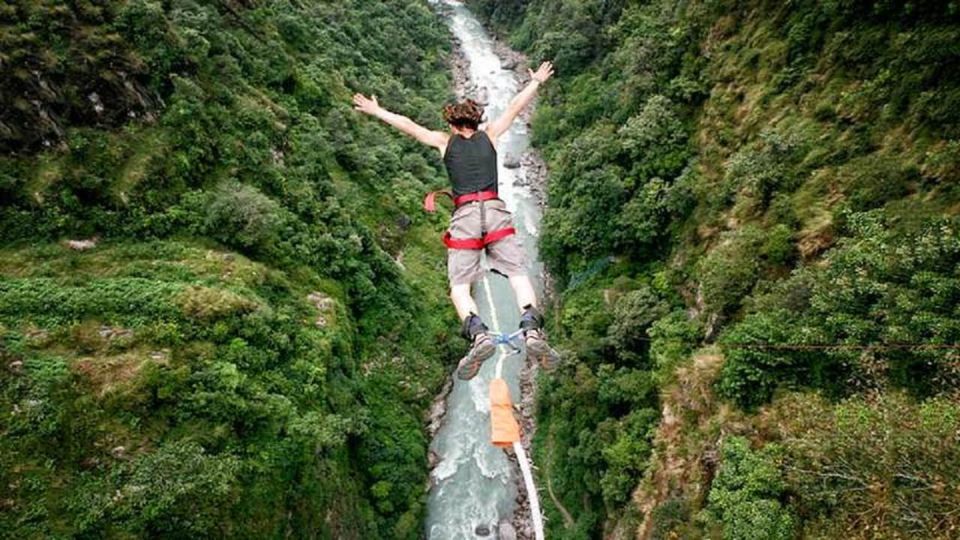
left=5, top=0, right=960, bottom=536
left=703, top=437, right=795, bottom=540
left=472, top=0, right=960, bottom=537
left=1, top=1, right=461, bottom=537
left=771, top=392, right=960, bottom=537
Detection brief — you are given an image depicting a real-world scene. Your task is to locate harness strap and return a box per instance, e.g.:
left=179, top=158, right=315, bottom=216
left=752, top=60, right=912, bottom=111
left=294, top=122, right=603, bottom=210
left=423, top=190, right=452, bottom=213
left=455, top=190, right=499, bottom=207
left=423, top=189, right=499, bottom=213
left=442, top=227, right=516, bottom=250
left=424, top=189, right=512, bottom=250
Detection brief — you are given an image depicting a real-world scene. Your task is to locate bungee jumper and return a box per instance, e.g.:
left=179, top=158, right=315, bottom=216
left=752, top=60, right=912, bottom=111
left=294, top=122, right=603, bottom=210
left=353, top=61, right=561, bottom=381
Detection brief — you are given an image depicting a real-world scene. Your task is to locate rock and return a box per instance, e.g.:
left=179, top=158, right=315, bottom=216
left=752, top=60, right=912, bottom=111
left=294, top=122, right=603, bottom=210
left=476, top=87, right=489, bottom=106
left=501, top=59, right=518, bottom=70
left=24, top=327, right=49, bottom=344
left=503, top=154, right=521, bottom=169
left=8, top=360, right=23, bottom=374
left=97, top=325, right=134, bottom=340
left=111, top=446, right=126, bottom=459
left=497, top=521, right=517, bottom=540
left=65, top=237, right=99, bottom=251
left=426, top=377, right=452, bottom=437
left=307, top=292, right=336, bottom=328
left=88, top=92, right=105, bottom=115
left=475, top=524, right=490, bottom=536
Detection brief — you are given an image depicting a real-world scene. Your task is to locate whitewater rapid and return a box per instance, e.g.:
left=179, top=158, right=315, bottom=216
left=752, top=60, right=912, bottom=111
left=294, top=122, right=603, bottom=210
left=425, top=1, right=546, bottom=539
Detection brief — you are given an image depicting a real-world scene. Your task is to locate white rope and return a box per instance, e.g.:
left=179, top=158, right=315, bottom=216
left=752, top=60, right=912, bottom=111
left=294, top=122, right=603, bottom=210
left=514, top=441, right=545, bottom=540
left=483, top=278, right=542, bottom=538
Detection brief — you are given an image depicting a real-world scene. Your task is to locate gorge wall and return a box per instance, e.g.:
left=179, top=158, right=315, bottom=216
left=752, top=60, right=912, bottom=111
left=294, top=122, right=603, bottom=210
left=469, top=0, right=960, bottom=538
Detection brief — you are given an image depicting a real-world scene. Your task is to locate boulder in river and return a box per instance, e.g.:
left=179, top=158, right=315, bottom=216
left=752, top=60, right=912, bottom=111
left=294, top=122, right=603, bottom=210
left=475, top=87, right=489, bottom=106
left=503, top=154, right=521, bottom=169
left=497, top=521, right=517, bottom=540
left=501, top=59, right=518, bottom=70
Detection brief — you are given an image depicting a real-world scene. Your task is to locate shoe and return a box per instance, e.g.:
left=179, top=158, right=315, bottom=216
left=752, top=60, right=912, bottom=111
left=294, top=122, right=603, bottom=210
left=519, top=305, right=561, bottom=369
left=524, top=328, right=561, bottom=370
left=457, top=332, right=496, bottom=380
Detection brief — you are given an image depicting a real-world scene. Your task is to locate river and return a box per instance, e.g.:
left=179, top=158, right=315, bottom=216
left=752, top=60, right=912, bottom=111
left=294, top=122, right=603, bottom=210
left=425, top=1, right=546, bottom=539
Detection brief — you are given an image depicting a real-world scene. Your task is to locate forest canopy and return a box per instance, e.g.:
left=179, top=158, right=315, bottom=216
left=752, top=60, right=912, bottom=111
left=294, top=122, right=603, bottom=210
left=1, top=1, right=461, bottom=537
left=470, top=0, right=960, bottom=537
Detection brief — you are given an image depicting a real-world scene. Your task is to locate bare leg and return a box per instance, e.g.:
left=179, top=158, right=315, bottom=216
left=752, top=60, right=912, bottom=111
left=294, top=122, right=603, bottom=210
left=508, top=275, right=538, bottom=312
left=450, top=283, right=480, bottom=321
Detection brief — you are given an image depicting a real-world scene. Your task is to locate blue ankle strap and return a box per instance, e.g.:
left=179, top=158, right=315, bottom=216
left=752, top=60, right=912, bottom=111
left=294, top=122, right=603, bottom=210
left=488, top=329, right=526, bottom=353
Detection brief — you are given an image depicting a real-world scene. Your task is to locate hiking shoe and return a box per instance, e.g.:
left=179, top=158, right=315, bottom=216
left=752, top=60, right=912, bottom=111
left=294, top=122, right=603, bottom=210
left=524, top=328, right=561, bottom=370
left=457, top=332, right=496, bottom=380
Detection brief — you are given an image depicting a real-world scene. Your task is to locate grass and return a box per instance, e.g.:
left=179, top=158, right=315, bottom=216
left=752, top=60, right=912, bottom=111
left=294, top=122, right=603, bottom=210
left=112, top=128, right=168, bottom=204
left=24, top=155, right=63, bottom=205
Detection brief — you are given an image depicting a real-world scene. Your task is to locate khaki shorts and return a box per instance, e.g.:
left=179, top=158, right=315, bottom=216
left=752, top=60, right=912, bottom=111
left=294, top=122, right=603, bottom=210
left=447, top=198, right=527, bottom=285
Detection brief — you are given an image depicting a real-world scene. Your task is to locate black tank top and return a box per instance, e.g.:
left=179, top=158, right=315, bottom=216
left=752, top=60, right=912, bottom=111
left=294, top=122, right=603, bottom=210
left=443, top=130, right=498, bottom=196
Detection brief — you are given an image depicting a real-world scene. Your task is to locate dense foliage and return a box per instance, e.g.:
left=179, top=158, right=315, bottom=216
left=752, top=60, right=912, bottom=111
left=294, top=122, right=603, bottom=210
left=1, top=1, right=461, bottom=537
left=472, top=0, right=960, bottom=537
left=769, top=392, right=960, bottom=537
left=703, top=437, right=795, bottom=539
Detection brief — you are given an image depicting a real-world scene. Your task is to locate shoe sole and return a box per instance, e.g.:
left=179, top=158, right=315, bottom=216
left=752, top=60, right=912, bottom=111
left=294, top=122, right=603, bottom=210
left=457, top=338, right=497, bottom=380
left=526, top=338, right=561, bottom=369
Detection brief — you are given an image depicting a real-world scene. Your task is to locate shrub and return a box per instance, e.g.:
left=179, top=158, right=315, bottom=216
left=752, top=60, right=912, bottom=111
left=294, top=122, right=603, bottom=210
left=698, top=228, right=763, bottom=317
left=68, top=441, right=240, bottom=536
left=719, top=213, right=960, bottom=407
left=704, top=436, right=796, bottom=540
left=773, top=392, right=960, bottom=537
left=598, top=408, right=658, bottom=508
left=177, top=285, right=259, bottom=321
left=717, top=311, right=808, bottom=408
left=618, top=95, right=690, bottom=183
left=761, top=223, right=795, bottom=266
left=648, top=310, right=702, bottom=381
left=837, top=155, right=913, bottom=212
left=606, top=286, right=669, bottom=364
left=204, top=182, right=284, bottom=252
left=723, top=129, right=807, bottom=213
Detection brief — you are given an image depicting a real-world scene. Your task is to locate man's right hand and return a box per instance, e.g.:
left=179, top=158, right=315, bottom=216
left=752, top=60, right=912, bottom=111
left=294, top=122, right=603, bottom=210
left=529, top=61, right=555, bottom=84
left=352, top=93, right=380, bottom=115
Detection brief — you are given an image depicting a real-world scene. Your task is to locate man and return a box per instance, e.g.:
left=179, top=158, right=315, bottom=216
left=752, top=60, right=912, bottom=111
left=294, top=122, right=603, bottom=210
left=352, top=61, right=559, bottom=380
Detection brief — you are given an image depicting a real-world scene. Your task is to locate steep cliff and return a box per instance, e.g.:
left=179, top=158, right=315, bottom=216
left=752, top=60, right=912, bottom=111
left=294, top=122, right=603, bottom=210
left=0, top=1, right=460, bottom=537
left=471, top=1, right=960, bottom=537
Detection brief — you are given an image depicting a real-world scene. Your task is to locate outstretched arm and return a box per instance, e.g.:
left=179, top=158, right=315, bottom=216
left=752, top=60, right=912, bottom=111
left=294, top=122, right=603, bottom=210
left=352, top=93, right=448, bottom=151
left=485, top=61, right=554, bottom=144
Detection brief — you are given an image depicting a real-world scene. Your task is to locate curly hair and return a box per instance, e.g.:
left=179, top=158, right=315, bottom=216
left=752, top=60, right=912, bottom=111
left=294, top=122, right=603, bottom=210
left=442, top=99, right=484, bottom=129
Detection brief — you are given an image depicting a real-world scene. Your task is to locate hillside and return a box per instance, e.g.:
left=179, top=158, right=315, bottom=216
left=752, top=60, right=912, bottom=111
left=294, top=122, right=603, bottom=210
left=0, top=1, right=460, bottom=537
left=470, top=0, right=960, bottom=538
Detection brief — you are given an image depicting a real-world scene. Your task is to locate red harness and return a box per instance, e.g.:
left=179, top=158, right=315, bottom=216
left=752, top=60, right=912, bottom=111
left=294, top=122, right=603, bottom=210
left=423, top=190, right=517, bottom=250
